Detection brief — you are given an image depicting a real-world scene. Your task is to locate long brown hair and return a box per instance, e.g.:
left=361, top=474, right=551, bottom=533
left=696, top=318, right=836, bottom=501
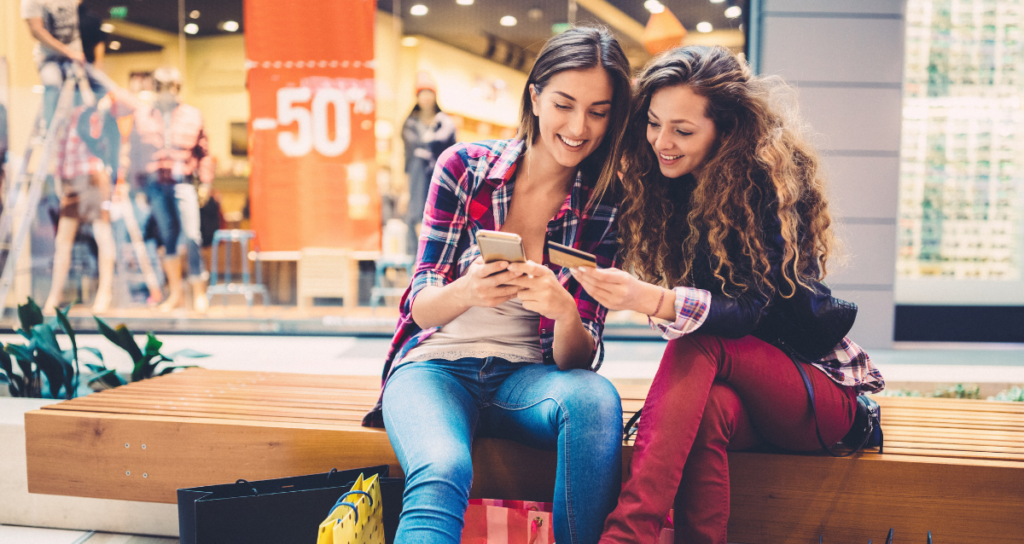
left=517, top=26, right=632, bottom=210
left=619, top=45, right=835, bottom=298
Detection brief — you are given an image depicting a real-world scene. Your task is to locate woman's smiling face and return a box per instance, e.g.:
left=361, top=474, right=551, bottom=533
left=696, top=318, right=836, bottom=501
left=646, top=84, right=718, bottom=179
left=530, top=66, right=614, bottom=169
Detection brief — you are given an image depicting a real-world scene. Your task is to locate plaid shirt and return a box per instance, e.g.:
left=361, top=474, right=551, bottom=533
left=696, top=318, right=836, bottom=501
left=363, top=139, right=620, bottom=427
left=654, top=287, right=885, bottom=393
left=55, top=93, right=134, bottom=180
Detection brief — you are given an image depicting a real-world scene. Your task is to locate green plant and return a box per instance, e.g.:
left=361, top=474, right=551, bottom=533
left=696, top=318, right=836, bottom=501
left=93, top=316, right=207, bottom=382
left=0, top=299, right=86, bottom=399
left=989, top=387, right=1024, bottom=402
left=880, top=388, right=924, bottom=397
left=932, top=384, right=981, bottom=400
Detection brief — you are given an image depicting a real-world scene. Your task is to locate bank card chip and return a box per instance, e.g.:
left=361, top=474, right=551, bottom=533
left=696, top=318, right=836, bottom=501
left=547, top=241, right=597, bottom=269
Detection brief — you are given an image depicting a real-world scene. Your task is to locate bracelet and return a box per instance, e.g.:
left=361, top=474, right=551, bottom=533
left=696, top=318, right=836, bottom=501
left=651, top=288, right=667, bottom=318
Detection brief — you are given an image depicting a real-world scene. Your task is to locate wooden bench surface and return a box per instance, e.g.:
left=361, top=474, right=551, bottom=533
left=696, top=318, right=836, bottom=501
left=26, top=368, right=1024, bottom=544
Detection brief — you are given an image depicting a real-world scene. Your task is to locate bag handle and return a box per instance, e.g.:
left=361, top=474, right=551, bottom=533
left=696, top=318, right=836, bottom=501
left=331, top=502, right=359, bottom=527
left=235, top=479, right=259, bottom=496
left=790, top=356, right=873, bottom=458
left=336, top=490, right=374, bottom=508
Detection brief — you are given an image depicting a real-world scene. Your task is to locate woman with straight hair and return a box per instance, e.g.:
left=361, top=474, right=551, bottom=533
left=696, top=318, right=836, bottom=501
left=571, top=46, right=885, bottom=543
left=362, top=27, right=632, bottom=544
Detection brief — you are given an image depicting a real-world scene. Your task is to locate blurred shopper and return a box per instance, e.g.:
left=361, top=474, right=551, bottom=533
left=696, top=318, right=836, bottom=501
left=580, top=46, right=886, bottom=544
left=127, top=67, right=213, bottom=312
left=43, top=88, right=133, bottom=314
left=402, top=71, right=456, bottom=255
left=22, top=0, right=85, bottom=125
left=77, top=2, right=106, bottom=69
left=364, top=28, right=632, bottom=544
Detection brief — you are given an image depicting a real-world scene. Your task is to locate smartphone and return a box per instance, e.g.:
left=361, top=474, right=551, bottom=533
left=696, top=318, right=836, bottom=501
left=476, top=230, right=526, bottom=264
left=547, top=240, right=597, bottom=269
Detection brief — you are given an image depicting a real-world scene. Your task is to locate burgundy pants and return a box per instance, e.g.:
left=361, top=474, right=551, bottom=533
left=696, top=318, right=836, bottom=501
left=601, top=334, right=858, bottom=544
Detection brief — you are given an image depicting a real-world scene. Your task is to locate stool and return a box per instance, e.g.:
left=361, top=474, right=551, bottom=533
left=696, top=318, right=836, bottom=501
left=207, top=229, right=269, bottom=309
left=370, top=254, right=414, bottom=309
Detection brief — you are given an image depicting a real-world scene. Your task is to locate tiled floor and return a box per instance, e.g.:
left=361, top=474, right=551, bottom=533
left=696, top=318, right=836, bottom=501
left=0, top=526, right=176, bottom=544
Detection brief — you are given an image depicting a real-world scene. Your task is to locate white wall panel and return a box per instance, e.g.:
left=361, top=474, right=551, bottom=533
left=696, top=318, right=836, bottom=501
left=828, top=223, right=897, bottom=287
left=764, top=0, right=904, bottom=14
left=823, top=155, right=900, bottom=219
left=762, top=17, right=904, bottom=83
left=795, top=86, right=903, bottom=152
left=830, top=288, right=895, bottom=348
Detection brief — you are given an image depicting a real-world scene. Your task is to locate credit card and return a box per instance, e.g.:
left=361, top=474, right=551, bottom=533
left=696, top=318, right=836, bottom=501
left=547, top=241, right=597, bottom=269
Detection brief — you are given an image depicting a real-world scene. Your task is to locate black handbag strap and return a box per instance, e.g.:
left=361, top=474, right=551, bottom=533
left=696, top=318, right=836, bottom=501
left=623, top=409, right=643, bottom=441
left=791, top=357, right=871, bottom=458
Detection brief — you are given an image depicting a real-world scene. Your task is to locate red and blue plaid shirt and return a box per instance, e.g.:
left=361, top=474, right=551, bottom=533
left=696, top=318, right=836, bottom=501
left=363, top=139, right=620, bottom=427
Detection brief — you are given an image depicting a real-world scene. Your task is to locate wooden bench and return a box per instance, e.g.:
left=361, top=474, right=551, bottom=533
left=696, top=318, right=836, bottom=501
left=25, top=368, right=1024, bottom=543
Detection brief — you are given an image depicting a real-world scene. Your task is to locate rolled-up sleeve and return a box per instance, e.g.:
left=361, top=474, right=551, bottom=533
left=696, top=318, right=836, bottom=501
left=402, top=145, right=470, bottom=315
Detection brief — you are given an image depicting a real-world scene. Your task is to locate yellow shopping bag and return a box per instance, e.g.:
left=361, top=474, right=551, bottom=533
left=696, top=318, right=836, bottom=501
left=317, top=473, right=384, bottom=544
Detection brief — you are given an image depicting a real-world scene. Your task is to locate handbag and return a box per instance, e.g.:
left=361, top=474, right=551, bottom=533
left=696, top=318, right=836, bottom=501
left=318, top=473, right=385, bottom=544
left=177, top=465, right=404, bottom=544
left=461, top=499, right=556, bottom=544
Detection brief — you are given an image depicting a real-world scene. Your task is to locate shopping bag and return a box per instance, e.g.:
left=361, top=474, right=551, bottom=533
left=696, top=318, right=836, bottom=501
left=461, top=499, right=556, bottom=544
left=177, top=465, right=404, bottom=544
left=317, top=473, right=385, bottom=544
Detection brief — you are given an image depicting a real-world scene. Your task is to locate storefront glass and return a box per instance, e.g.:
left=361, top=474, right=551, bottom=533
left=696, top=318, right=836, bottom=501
left=897, top=0, right=1024, bottom=305
left=0, top=0, right=747, bottom=334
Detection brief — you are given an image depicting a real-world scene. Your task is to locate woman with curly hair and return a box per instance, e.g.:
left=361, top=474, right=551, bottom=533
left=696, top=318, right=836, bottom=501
left=571, top=46, right=885, bottom=543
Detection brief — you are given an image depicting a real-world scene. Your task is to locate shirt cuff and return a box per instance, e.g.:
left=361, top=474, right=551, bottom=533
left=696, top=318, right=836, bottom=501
left=650, top=287, right=712, bottom=340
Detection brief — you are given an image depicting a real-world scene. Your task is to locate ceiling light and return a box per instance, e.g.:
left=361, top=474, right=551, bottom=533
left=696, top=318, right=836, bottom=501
left=710, top=0, right=725, bottom=3
left=696, top=21, right=713, bottom=32
left=725, top=6, right=741, bottom=18
left=221, top=20, right=239, bottom=32
left=109, top=40, right=121, bottom=50
left=644, top=0, right=665, bottom=13
left=528, top=8, right=543, bottom=20
left=500, top=15, right=517, bottom=26
left=100, top=23, right=115, bottom=33
left=410, top=4, right=428, bottom=16
left=401, top=36, right=419, bottom=46
left=456, top=0, right=473, bottom=4
left=184, top=23, right=199, bottom=34
left=190, top=10, right=200, bottom=18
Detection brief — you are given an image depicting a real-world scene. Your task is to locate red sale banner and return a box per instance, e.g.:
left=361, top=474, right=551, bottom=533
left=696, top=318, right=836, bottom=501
left=245, top=0, right=380, bottom=252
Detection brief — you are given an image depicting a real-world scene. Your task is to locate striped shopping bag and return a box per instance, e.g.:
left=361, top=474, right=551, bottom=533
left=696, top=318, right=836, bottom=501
left=461, top=499, right=555, bottom=544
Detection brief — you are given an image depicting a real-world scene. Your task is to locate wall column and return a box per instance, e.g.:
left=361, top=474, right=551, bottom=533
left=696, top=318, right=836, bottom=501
left=756, top=0, right=907, bottom=349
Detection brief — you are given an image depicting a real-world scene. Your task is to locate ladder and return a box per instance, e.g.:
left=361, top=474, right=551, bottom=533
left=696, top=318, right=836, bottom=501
left=0, top=63, right=161, bottom=309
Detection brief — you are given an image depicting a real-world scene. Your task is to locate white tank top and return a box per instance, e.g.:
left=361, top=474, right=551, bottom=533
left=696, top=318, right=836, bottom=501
left=398, top=297, right=542, bottom=366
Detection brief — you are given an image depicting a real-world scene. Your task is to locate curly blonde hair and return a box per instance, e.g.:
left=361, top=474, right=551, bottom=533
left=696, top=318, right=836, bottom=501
left=619, top=46, right=835, bottom=298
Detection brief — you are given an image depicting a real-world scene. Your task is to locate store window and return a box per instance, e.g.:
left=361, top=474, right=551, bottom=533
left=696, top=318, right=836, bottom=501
left=898, top=0, right=1024, bottom=306
left=0, top=0, right=746, bottom=334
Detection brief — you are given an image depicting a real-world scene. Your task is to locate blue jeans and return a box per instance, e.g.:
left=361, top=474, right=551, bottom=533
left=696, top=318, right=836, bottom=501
left=382, top=358, right=623, bottom=544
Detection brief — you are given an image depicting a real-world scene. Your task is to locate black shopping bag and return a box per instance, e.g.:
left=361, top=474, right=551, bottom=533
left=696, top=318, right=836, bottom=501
left=177, top=465, right=404, bottom=544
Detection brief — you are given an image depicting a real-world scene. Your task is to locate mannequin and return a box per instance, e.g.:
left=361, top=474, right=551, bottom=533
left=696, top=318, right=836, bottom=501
left=128, top=67, right=213, bottom=312
left=402, top=71, right=456, bottom=253
left=44, top=91, right=128, bottom=314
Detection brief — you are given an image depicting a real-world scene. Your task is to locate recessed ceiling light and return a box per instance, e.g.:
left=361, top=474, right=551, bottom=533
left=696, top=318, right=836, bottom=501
left=500, top=15, right=517, bottom=26
left=696, top=21, right=713, bottom=33
left=401, top=36, right=419, bottom=46
left=410, top=4, right=428, bottom=16
left=725, top=6, right=741, bottom=18
left=189, top=10, right=200, bottom=19
left=528, top=8, right=543, bottom=20
left=109, top=40, right=121, bottom=50
left=456, top=0, right=473, bottom=5
left=100, top=23, right=115, bottom=33
left=710, top=0, right=725, bottom=3
left=184, top=23, right=199, bottom=34
left=644, top=0, right=665, bottom=13
left=221, top=20, right=239, bottom=32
